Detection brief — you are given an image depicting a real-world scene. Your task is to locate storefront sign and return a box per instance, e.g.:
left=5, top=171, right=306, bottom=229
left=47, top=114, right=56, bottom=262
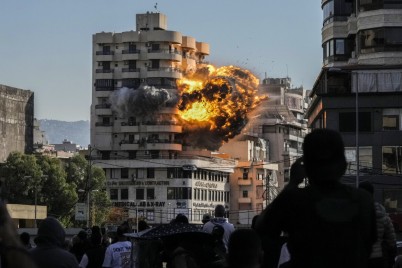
left=193, top=202, right=215, bottom=208
left=194, top=181, right=218, bottom=189
left=107, top=180, right=170, bottom=186
left=112, top=201, right=166, bottom=208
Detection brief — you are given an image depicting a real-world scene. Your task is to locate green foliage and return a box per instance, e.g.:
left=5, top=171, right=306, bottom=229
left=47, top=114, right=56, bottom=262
left=0, top=151, right=112, bottom=227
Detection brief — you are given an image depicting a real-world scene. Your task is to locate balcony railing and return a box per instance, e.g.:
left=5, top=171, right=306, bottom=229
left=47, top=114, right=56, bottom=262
left=95, top=103, right=111, bottom=109
left=147, top=49, right=181, bottom=55
left=95, top=87, right=114, bottom=91
left=147, top=67, right=181, bottom=73
left=122, top=68, right=140, bottom=72
left=96, top=51, right=114, bottom=55
left=122, top=49, right=140, bottom=54
left=95, top=122, right=113, bottom=127
left=96, top=69, right=114, bottom=73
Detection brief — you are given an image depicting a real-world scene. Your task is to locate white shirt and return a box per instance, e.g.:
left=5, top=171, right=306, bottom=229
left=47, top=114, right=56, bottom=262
left=102, top=241, right=133, bottom=268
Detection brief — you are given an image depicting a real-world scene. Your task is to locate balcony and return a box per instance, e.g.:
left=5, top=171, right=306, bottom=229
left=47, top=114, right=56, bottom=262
left=122, top=68, right=141, bottom=79
left=95, top=51, right=114, bottom=61
left=238, top=177, right=252, bottom=186
left=147, top=49, right=182, bottom=61
left=95, top=87, right=114, bottom=91
left=147, top=67, right=182, bottom=79
left=95, top=122, right=113, bottom=127
left=238, top=197, right=252, bottom=203
left=121, top=141, right=182, bottom=151
left=96, top=69, right=114, bottom=73
left=95, top=103, right=111, bottom=109
left=122, top=50, right=140, bottom=60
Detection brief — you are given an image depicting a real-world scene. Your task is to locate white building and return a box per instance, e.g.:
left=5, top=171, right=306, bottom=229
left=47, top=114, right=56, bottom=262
left=90, top=12, right=235, bottom=224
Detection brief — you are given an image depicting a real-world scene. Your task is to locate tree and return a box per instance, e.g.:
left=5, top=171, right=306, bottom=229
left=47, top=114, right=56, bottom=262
left=36, top=155, right=78, bottom=219
left=1, top=152, right=43, bottom=204
left=0, top=152, right=79, bottom=222
left=66, top=155, right=112, bottom=227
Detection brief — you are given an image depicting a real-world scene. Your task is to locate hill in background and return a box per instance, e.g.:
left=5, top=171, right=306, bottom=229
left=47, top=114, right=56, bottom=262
left=39, top=119, right=90, bottom=147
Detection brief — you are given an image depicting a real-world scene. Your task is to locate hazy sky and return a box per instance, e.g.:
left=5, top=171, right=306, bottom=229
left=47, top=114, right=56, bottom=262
left=0, top=1, right=323, bottom=121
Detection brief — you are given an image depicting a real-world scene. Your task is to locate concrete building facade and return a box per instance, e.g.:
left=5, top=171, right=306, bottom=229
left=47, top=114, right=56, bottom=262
left=91, top=12, right=235, bottom=224
left=307, top=1, right=402, bottom=211
left=244, top=78, right=310, bottom=191
left=219, top=135, right=278, bottom=225
left=0, top=85, right=34, bottom=162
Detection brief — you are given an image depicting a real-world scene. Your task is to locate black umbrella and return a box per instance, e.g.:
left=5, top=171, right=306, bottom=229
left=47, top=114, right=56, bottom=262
left=141, top=223, right=206, bottom=238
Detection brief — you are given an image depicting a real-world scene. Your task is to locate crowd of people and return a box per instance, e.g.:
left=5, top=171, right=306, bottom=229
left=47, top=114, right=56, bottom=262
left=0, top=129, right=399, bottom=268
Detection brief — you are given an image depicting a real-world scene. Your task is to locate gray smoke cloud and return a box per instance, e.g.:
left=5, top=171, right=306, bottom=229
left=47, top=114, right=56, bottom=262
left=109, top=86, right=179, bottom=117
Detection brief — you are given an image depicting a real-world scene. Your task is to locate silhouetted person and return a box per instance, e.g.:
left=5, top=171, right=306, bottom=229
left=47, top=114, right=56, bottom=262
left=359, top=181, right=396, bottom=268
left=70, top=230, right=90, bottom=263
left=20, top=232, right=32, bottom=249
left=79, top=226, right=106, bottom=268
left=138, top=220, right=149, bottom=232
left=202, top=213, right=211, bottom=225
left=256, top=129, right=377, bottom=268
left=30, top=217, right=79, bottom=268
left=174, top=213, right=189, bottom=224
left=227, top=229, right=262, bottom=268
left=202, top=205, right=234, bottom=253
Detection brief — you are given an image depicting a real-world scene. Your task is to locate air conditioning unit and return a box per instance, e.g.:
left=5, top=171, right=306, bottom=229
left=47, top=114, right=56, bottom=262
left=140, top=79, right=146, bottom=83
left=144, top=62, right=149, bottom=67
left=146, top=43, right=151, bottom=47
left=145, top=150, right=150, bottom=155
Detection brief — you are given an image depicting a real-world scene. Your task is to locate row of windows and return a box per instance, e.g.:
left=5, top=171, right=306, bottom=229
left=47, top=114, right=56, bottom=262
left=360, top=28, right=402, bottom=54
left=109, top=187, right=231, bottom=202
left=109, top=188, right=155, bottom=200
left=338, top=111, right=402, bottom=132
left=193, top=189, right=230, bottom=202
left=106, top=168, right=230, bottom=181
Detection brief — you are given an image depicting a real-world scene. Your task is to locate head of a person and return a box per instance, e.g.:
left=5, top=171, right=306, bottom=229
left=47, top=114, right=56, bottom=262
left=35, top=217, right=66, bottom=247
left=202, top=213, right=211, bottom=224
left=228, top=229, right=262, bottom=268
left=214, top=204, right=225, bottom=218
left=303, top=129, right=347, bottom=186
left=20, top=232, right=31, bottom=245
left=251, top=215, right=259, bottom=230
left=90, top=226, right=103, bottom=246
left=174, top=213, right=189, bottom=224
left=116, top=222, right=131, bottom=240
left=138, top=220, right=149, bottom=232
left=359, top=181, right=374, bottom=196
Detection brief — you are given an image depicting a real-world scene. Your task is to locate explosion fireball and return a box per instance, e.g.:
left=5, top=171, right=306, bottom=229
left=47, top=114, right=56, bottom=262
left=109, top=64, right=264, bottom=151
left=177, top=65, right=262, bottom=150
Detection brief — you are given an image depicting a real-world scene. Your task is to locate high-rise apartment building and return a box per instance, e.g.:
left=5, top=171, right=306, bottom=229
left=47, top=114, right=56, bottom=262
left=307, top=1, right=402, bottom=210
left=91, top=12, right=235, bottom=224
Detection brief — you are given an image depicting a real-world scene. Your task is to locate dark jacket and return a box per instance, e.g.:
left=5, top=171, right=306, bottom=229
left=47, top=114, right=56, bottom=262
left=30, top=217, right=79, bottom=268
left=256, top=183, right=377, bottom=268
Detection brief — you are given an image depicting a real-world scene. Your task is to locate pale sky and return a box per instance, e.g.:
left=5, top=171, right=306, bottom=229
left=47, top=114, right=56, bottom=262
left=0, top=0, right=323, bottom=121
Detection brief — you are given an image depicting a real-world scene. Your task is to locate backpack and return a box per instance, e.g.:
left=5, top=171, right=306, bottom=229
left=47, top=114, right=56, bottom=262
left=211, top=224, right=226, bottom=260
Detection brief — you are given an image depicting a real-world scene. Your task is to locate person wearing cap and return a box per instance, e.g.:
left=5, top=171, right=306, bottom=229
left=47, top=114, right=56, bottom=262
left=255, top=129, right=377, bottom=268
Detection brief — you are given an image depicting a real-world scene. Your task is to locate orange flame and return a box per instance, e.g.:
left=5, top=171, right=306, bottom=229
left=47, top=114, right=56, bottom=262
left=177, top=65, right=264, bottom=149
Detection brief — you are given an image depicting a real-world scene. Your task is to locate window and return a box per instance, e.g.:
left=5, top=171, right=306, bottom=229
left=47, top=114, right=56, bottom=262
left=147, top=168, right=155, bottom=178
left=110, top=189, right=118, bottom=200
left=147, top=188, right=155, bottom=200
left=136, top=188, right=145, bottom=200
left=121, top=168, right=128, bottom=179
left=242, top=191, right=248, bottom=198
left=339, top=112, right=371, bottom=132
left=360, top=28, right=402, bottom=54
left=121, top=189, right=129, bottom=200
left=167, top=187, right=192, bottom=200
left=345, top=147, right=373, bottom=175
left=383, top=115, right=399, bottom=130
left=383, top=146, right=402, bottom=174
